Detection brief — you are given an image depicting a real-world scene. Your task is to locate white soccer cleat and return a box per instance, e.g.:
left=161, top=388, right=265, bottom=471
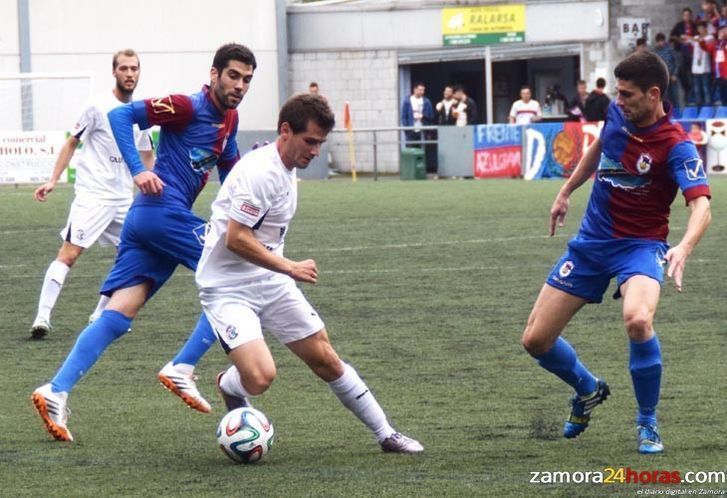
left=157, top=362, right=211, bottom=414
left=31, top=384, right=73, bottom=442
left=380, top=433, right=424, bottom=454
left=29, top=317, right=52, bottom=340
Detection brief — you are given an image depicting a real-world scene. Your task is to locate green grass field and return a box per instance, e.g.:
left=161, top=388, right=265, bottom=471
left=1, top=178, right=725, bottom=497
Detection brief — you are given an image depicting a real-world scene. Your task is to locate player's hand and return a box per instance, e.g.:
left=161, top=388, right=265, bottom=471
left=34, top=181, right=56, bottom=201
left=134, top=170, right=165, bottom=196
left=289, top=259, right=318, bottom=284
left=549, top=192, right=570, bottom=236
left=664, top=244, right=690, bottom=292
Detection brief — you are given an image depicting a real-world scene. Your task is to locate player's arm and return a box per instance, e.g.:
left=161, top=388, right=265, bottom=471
left=34, top=135, right=80, bottom=201
left=549, top=137, right=602, bottom=235
left=665, top=196, right=711, bottom=292
left=225, top=219, right=318, bottom=283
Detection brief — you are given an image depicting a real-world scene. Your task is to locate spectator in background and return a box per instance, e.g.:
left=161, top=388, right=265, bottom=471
left=400, top=82, right=434, bottom=145
left=654, top=33, right=680, bottom=106
left=689, top=21, right=715, bottom=107
left=452, top=85, right=478, bottom=126
left=635, top=37, right=649, bottom=53
left=567, top=80, right=589, bottom=122
left=704, top=26, right=727, bottom=104
left=544, top=85, right=568, bottom=116
left=308, top=81, right=328, bottom=103
left=584, top=78, right=610, bottom=122
left=435, top=85, right=457, bottom=125
left=698, top=0, right=720, bottom=36
left=509, top=85, right=542, bottom=125
left=671, top=7, right=696, bottom=101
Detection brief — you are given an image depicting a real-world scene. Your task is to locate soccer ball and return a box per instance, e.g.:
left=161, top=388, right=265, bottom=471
left=216, top=407, right=274, bottom=464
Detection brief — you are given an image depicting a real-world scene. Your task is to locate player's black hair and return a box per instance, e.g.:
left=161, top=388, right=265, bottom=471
left=682, top=7, right=692, bottom=14
left=614, top=51, right=669, bottom=99
left=655, top=32, right=666, bottom=42
left=520, top=85, right=531, bottom=92
left=412, top=81, right=425, bottom=89
left=278, top=94, right=335, bottom=134
left=213, top=43, right=257, bottom=73
left=596, top=77, right=606, bottom=89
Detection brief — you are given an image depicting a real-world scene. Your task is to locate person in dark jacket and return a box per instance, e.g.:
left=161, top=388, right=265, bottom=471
left=584, top=78, right=611, bottom=122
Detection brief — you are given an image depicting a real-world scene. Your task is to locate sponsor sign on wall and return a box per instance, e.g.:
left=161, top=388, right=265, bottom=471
left=442, top=5, right=525, bottom=46
left=0, top=131, right=67, bottom=184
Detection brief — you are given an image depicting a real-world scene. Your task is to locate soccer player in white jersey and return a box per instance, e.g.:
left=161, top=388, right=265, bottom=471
left=197, top=94, right=424, bottom=454
left=30, top=49, right=153, bottom=339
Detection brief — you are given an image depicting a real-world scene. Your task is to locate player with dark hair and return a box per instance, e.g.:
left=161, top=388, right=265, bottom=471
left=31, top=43, right=257, bottom=442
left=521, top=51, right=711, bottom=454
left=199, top=94, right=423, bottom=454
left=30, top=49, right=153, bottom=339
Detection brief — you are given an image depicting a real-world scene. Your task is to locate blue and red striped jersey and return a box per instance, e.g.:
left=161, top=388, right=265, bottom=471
left=109, top=85, right=240, bottom=209
left=579, top=101, right=711, bottom=241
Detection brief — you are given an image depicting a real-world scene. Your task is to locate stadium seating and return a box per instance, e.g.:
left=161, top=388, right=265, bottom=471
left=697, top=106, right=716, bottom=120
left=671, top=107, right=682, bottom=119
left=715, top=106, right=727, bottom=119
left=680, top=106, right=699, bottom=119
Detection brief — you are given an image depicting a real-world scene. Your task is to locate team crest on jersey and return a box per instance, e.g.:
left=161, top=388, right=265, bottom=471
left=225, top=325, right=238, bottom=340
left=683, top=158, right=706, bottom=180
left=75, top=229, right=85, bottom=241
left=635, top=153, right=652, bottom=174
left=150, top=96, right=175, bottom=114
left=559, top=260, right=574, bottom=278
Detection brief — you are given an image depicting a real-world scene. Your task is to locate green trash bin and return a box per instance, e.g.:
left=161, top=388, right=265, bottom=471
left=399, top=147, right=426, bottom=180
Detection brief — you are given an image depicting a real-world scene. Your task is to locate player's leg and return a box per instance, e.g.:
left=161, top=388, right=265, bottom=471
left=620, top=274, right=664, bottom=454
left=31, top=282, right=149, bottom=441
left=151, top=213, right=217, bottom=411
left=88, top=205, right=127, bottom=323
left=285, top=330, right=423, bottom=453
left=31, top=241, right=84, bottom=339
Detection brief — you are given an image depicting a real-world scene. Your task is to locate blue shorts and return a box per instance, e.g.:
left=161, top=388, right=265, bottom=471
left=546, top=237, right=669, bottom=303
left=100, top=204, right=207, bottom=299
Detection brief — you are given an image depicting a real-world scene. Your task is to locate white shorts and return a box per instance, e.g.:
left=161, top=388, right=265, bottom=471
left=200, top=273, right=325, bottom=352
left=60, top=198, right=129, bottom=248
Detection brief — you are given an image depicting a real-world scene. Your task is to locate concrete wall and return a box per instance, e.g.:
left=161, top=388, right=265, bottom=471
left=0, top=0, right=282, bottom=132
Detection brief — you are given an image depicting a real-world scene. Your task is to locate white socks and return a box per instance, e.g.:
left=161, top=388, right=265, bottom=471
left=89, top=294, right=111, bottom=323
left=220, top=365, right=251, bottom=399
left=328, top=362, right=395, bottom=442
left=36, top=260, right=70, bottom=321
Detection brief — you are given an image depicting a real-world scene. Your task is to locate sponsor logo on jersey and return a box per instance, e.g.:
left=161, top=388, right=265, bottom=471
left=150, top=96, right=175, bottom=114
left=683, top=158, right=706, bottom=180
left=225, top=325, right=238, bottom=340
left=210, top=122, right=225, bottom=129
left=655, top=250, right=666, bottom=268
left=188, top=147, right=218, bottom=174
left=597, top=153, right=650, bottom=189
left=636, top=153, right=652, bottom=174
left=241, top=201, right=261, bottom=217
left=559, top=260, right=574, bottom=278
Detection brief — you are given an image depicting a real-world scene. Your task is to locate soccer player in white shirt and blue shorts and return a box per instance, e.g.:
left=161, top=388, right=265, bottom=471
left=198, top=94, right=423, bottom=454
left=30, top=49, right=153, bottom=339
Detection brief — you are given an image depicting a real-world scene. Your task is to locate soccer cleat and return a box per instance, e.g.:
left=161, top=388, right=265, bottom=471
left=29, top=317, right=52, bottom=340
left=157, top=362, right=211, bottom=414
left=563, top=379, right=610, bottom=438
left=637, top=424, right=664, bottom=454
left=31, top=384, right=73, bottom=441
left=216, top=371, right=251, bottom=411
left=380, top=433, right=424, bottom=454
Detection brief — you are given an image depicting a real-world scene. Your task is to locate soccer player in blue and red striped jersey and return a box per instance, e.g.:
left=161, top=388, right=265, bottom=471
left=31, top=44, right=256, bottom=442
left=521, top=51, right=712, bottom=454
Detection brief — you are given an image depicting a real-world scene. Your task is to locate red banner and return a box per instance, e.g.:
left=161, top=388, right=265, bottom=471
left=474, top=146, right=521, bottom=178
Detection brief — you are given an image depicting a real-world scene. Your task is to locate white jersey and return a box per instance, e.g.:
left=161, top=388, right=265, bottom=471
left=196, top=142, right=297, bottom=290
left=70, top=90, right=152, bottom=205
left=509, top=99, right=542, bottom=125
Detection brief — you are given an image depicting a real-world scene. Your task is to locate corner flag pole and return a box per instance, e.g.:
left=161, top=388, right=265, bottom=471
left=344, top=102, right=357, bottom=182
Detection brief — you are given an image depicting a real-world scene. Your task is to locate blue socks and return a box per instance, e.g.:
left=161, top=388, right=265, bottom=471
left=51, top=310, right=132, bottom=393
left=534, top=337, right=598, bottom=397
left=629, top=335, right=662, bottom=426
left=171, top=312, right=217, bottom=366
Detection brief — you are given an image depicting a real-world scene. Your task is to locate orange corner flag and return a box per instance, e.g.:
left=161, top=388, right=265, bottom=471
left=343, top=102, right=352, bottom=131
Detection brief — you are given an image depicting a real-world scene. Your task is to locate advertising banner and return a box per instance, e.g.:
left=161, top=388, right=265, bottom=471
left=0, top=131, right=67, bottom=184
left=442, top=5, right=525, bottom=46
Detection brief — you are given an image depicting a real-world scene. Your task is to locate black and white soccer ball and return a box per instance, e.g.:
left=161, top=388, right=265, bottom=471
left=216, top=407, right=274, bottom=464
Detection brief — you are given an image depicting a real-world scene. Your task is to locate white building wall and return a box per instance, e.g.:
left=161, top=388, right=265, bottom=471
left=1, top=0, right=281, bottom=131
